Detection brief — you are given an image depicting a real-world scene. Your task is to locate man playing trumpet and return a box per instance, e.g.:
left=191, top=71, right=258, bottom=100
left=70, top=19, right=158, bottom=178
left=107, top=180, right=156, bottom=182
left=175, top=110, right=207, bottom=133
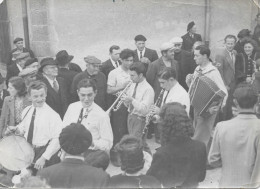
left=121, top=62, right=154, bottom=140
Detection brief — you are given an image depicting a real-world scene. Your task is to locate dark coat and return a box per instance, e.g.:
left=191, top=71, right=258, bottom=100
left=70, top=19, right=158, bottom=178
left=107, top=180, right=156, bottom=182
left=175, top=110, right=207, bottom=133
left=181, top=33, right=202, bottom=52
left=58, top=67, right=78, bottom=101
left=101, top=59, right=117, bottom=79
left=6, top=63, right=20, bottom=85
left=69, top=62, right=82, bottom=73
left=0, top=89, right=9, bottom=115
left=37, top=74, right=69, bottom=118
left=174, top=50, right=195, bottom=91
left=70, top=70, right=107, bottom=110
left=37, top=158, right=109, bottom=188
left=146, top=57, right=179, bottom=100
left=109, top=174, right=161, bottom=188
left=147, top=137, right=207, bottom=188
left=7, top=47, right=35, bottom=66
left=235, top=51, right=260, bottom=84
left=133, top=48, right=159, bottom=71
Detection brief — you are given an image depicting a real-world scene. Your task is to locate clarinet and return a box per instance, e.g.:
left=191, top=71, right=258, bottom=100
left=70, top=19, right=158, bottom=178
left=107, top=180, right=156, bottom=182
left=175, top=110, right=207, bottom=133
left=142, top=89, right=165, bottom=139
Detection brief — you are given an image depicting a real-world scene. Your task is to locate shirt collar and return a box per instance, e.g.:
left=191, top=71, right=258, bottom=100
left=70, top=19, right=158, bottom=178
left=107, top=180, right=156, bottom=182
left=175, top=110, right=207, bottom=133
left=137, top=48, right=146, bottom=54
left=16, top=63, right=23, bottom=71
left=43, top=74, right=57, bottom=86
left=110, top=57, right=118, bottom=68
left=65, top=155, right=84, bottom=161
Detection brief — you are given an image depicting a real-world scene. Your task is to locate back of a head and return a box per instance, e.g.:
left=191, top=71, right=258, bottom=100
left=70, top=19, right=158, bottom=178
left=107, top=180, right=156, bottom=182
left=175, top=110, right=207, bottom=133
left=159, top=67, right=177, bottom=80
left=233, top=82, right=258, bottom=109
left=115, top=135, right=144, bottom=174
left=120, top=49, right=135, bottom=60
left=237, top=29, right=251, bottom=39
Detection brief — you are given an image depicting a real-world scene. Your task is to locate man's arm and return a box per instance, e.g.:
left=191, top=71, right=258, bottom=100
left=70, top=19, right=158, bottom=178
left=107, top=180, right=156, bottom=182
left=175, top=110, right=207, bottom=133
left=146, top=62, right=157, bottom=87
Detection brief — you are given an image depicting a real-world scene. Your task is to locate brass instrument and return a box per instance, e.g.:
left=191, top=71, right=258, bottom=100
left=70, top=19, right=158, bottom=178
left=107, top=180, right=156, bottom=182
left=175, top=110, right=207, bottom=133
left=142, top=89, right=165, bottom=138
left=106, top=81, right=133, bottom=114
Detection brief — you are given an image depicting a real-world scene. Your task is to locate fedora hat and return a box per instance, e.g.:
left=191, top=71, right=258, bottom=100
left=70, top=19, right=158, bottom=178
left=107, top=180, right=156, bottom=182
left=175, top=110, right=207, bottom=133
left=55, top=50, right=74, bottom=66
left=39, top=57, right=57, bottom=73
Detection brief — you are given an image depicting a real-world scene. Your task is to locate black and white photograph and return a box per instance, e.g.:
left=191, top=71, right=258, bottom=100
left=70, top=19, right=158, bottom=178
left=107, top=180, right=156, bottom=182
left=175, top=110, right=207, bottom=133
left=0, top=0, right=260, bottom=188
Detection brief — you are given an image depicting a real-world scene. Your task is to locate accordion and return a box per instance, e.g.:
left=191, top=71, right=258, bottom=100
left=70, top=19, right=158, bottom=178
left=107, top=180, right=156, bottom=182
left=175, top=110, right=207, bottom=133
left=190, top=75, right=226, bottom=117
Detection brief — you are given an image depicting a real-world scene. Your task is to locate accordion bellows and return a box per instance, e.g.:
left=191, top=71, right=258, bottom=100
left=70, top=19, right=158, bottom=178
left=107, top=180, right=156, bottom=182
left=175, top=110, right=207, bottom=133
left=190, top=76, right=226, bottom=117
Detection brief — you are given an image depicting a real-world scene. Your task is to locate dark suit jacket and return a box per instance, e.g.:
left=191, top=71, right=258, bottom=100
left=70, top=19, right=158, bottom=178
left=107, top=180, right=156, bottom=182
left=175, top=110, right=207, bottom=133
left=58, top=68, right=78, bottom=101
left=7, top=47, right=35, bottom=66
left=37, top=158, right=109, bottom=188
left=181, top=33, right=202, bottom=52
left=101, top=59, right=117, bottom=79
left=69, top=62, right=82, bottom=73
left=174, top=50, right=195, bottom=91
left=71, top=70, right=107, bottom=110
left=134, top=48, right=159, bottom=71
left=215, top=48, right=237, bottom=88
left=0, top=89, right=9, bottom=115
left=0, top=95, right=31, bottom=137
left=38, top=74, right=69, bottom=118
left=6, top=63, right=20, bottom=85
left=146, top=57, right=179, bottom=100
left=147, top=137, right=206, bottom=188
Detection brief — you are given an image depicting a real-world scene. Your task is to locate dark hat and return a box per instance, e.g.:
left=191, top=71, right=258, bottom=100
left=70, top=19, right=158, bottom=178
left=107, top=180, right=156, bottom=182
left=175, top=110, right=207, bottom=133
left=13, top=37, right=23, bottom=44
left=55, top=50, right=74, bottom=66
left=237, top=29, right=251, bottom=39
left=38, top=57, right=57, bottom=73
left=84, top=56, right=101, bottom=64
left=24, top=58, right=38, bottom=68
left=0, top=73, right=5, bottom=84
left=115, top=135, right=144, bottom=174
left=187, top=21, right=195, bottom=31
left=59, top=123, right=92, bottom=155
left=134, top=34, right=147, bottom=42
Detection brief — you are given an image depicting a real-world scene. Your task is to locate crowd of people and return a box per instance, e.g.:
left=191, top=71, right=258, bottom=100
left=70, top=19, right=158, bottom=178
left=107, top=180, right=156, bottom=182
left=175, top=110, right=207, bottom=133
left=0, top=19, right=259, bottom=188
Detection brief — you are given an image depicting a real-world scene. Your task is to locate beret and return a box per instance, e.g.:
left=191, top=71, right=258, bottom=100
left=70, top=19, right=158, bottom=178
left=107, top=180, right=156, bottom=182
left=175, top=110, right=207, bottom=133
left=59, top=123, right=93, bottom=155
left=170, top=37, right=183, bottom=44
left=84, top=56, right=101, bottom=64
left=160, top=42, right=174, bottom=51
left=19, top=67, right=37, bottom=78
left=24, top=58, right=38, bottom=68
left=13, top=37, right=23, bottom=44
left=187, top=21, right=195, bottom=32
left=134, top=35, right=147, bottom=42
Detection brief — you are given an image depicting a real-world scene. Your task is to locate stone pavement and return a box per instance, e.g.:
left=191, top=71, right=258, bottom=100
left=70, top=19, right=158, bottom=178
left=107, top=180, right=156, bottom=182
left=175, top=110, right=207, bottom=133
left=106, top=136, right=221, bottom=188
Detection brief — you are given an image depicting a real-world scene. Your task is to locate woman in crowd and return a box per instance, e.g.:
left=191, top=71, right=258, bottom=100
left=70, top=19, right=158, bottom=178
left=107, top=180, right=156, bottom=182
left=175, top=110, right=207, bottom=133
left=147, top=102, right=207, bottom=188
left=235, top=37, right=260, bottom=85
left=0, top=76, right=31, bottom=138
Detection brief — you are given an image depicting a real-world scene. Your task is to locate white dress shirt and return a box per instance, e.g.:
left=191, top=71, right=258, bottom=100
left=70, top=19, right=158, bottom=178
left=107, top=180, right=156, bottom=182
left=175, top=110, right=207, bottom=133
left=162, top=82, right=190, bottom=115
left=17, top=103, right=62, bottom=160
left=107, top=66, right=131, bottom=90
left=137, top=48, right=146, bottom=60
left=126, top=79, right=154, bottom=117
left=191, top=63, right=228, bottom=106
left=44, top=74, right=59, bottom=88
left=63, top=102, right=113, bottom=152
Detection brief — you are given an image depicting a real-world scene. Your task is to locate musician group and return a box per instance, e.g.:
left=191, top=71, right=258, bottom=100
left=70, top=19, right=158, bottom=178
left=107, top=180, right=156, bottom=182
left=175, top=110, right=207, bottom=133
left=0, top=20, right=260, bottom=188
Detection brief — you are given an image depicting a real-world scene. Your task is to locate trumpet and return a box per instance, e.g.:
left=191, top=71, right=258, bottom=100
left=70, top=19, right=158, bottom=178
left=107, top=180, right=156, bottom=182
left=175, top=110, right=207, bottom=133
left=106, top=81, right=133, bottom=114
left=142, top=89, right=165, bottom=138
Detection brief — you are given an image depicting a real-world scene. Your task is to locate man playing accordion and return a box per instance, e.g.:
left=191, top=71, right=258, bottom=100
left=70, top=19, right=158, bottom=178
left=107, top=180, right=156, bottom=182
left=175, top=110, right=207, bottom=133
left=186, top=45, right=227, bottom=151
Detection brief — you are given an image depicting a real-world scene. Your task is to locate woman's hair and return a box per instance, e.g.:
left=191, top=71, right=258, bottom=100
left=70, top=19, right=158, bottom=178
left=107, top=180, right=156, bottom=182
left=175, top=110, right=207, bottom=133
left=9, top=76, right=27, bottom=97
left=159, top=102, right=194, bottom=146
left=241, top=37, right=258, bottom=51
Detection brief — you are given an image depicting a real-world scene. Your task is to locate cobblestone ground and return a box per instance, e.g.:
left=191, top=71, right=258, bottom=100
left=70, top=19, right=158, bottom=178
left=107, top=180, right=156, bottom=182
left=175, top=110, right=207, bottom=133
left=106, top=136, right=221, bottom=188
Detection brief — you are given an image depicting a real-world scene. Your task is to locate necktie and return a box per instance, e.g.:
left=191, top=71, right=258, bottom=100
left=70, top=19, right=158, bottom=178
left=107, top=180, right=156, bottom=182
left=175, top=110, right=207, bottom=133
left=77, top=108, right=90, bottom=123
left=53, top=80, right=59, bottom=93
left=140, top=51, right=143, bottom=59
left=115, top=61, right=119, bottom=68
left=129, top=83, right=138, bottom=112
left=27, top=108, right=36, bottom=145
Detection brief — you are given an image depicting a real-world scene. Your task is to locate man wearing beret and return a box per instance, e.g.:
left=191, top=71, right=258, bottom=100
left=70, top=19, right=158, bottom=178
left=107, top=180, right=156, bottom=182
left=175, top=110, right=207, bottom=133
left=37, top=123, right=109, bottom=188
left=146, top=42, right=178, bottom=143
left=133, top=34, right=159, bottom=72
left=6, top=52, right=31, bottom=85
left=181, top=21, right=202, bottom=52
left=7, top=37, right=35, bottom=66
left=37, top=57, right=69, bottom=118
left=170, top=37, right=195, bottom=91
left=71, top=55, right=107, bottom=110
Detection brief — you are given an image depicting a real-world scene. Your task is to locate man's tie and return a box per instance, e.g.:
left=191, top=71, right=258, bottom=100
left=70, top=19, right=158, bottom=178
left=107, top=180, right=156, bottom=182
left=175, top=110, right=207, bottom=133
left=140, top=51, right=143, bottom=59
left=129, top=83, right=138, bottom=112
left=53, top=80, right=59, bottom=93
left=115, top=61, right=119, bottom=68
left=77, top=108, right=90, bottom=123
left=27, top=108, right=36, bottom=145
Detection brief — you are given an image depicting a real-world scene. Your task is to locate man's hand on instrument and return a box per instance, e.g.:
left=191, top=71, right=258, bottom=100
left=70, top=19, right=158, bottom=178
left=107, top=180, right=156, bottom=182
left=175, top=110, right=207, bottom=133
left=186, top=74, right=194, bottom=87
left=208, top=105, right=220, bottom=114
left=4, top=126, right=23, bottom=136
left=140, top=57, right=151, bottom=64
left=149, top=105, right=160, bottom=115
left=34, top=156, right=46, bottom=170
left=121, top=95, right=133, bottom=104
